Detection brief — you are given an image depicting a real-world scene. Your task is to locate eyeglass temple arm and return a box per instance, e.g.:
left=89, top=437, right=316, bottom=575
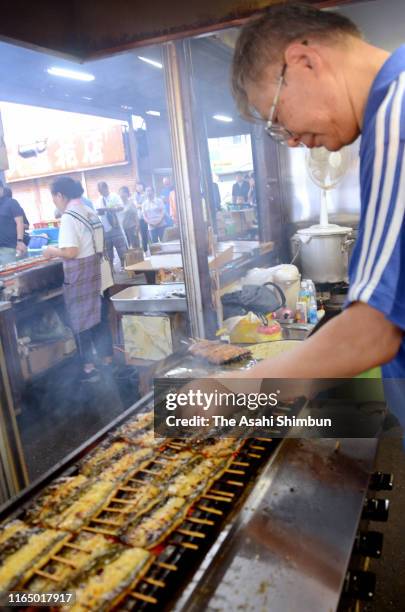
left=268, top=64, right=287, bottom=125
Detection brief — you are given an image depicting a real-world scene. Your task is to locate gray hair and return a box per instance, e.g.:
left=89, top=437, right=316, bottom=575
left=231, top=2, right=362, bottom=120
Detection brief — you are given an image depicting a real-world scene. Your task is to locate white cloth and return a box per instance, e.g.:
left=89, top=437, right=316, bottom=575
left=59, top=200, right=100, bottom=259
left=97, top=192, right=124, bottom=232
left=142, top=197, right=166, bottom=229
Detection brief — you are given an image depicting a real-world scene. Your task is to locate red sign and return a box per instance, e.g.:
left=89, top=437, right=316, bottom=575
left=6, top=124, right=127, bottom=182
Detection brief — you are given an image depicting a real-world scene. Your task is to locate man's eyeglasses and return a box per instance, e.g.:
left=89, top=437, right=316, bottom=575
left=264, top=64, right=296, bottom=144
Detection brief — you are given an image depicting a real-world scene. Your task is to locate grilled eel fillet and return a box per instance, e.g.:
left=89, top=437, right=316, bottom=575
left=121, top=455, right=233, bottom=548
left=26, top=532, right=114, bottom=593
left=132, top=450, right=195, bottom=483
left=115, top=411, right=154, bottom=438
left=189, top=340, right=251, bottom=364
left=0, top=520, right=67, bottom=592
left=27, top=475, right=116, bottom=532
left=80, top=444, right=154, bottom=482
left=121, top=497, right=188, bottom=549
left=117, top=429, right=166, bottom=449
left=90, top=483, right=161, bottom=534
left=92, top=452, right=199, bottom=531
left=62, top=547, right=152, bottom=612
left=167, top=455, right=233, bottom=499
left=170, top=438, right=243, bottom=458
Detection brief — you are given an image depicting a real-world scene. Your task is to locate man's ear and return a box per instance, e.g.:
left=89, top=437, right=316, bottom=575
left=284, top=42, right=320, bottom=72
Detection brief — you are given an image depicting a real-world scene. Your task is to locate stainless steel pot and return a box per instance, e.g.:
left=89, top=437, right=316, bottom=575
left=291, top=224, right=354, bottom=283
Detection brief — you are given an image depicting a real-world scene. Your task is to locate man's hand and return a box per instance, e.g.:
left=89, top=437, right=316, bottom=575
left=43, top=246, right=59, bottom=259
left=16, top=241, right=27, bottom=257
left=240, top=302, right=402, bottom=379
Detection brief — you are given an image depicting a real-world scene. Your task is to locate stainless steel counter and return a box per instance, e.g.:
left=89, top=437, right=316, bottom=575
left=176, top=437, right=378, bottom=612
left=0, top=258, right=63, bottom=301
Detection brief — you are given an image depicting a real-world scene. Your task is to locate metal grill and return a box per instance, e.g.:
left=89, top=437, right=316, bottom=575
left=18, top=438, right=278, bottom=610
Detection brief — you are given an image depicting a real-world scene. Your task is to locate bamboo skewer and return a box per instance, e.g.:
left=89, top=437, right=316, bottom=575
left=156, top=561, right=178, bottom=571
left=82, top=526, right=117, bottom=536
left=92, top=517, right=122, bottom=527
left=202, top=494, right=232, bottom=503
left=209, top=489, right=234, bottom=497
left=33, top=569, right=60, bottom=582
left=198, top=505, right=223, bottom=515
left=64, top=542, right=91, bottom=553
left=144, top=577, right=166, bottom=588
left=226, top=480, right=244, bottom=487
left=103, top=507, right=132, bottom=514
left=139, top=468, right=159, bottom=476
left=188, top=517, right=215, bottom=526
left=51, top=555, right=78, bottom=569
left=130, top=592, right=158, bottom=604
left=168, top=443, right=185, bottom=450
left=225, top=468, right=245, bottom=475
left=111, top=497, right=139, bottom=505
left=179, top=541, right=199, bottom=550
left=176, top=528, right=206, bottom=539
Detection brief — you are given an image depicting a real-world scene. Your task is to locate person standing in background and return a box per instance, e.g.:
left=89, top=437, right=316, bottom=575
left=119, top=186, right=140, bottom=248
left=210, top=176, right=222, bottom=233
left=169, top=188, right=177, bottom=225
left=212, top=177, right=221, bottom=212
left=232, top=172, right=250, bottom=204
left=160, top=176, right=174, bottom=216
left=160, top=176, right=174, bottom=227
left=43, top=177, right=112, bottom=382
left=96, top=181, right=127, bottom=268
left=248, top=172, right=257, bottom=206
left=4, top=186, right=30, bottom=245
left=134, top=181, right=149, bottom=253
left=142, top=187, right=166, bottom=243
left=0, top=180, right=27, bottom=264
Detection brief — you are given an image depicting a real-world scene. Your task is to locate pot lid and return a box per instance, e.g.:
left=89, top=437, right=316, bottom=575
left=297, top=223, right=352, bottom=236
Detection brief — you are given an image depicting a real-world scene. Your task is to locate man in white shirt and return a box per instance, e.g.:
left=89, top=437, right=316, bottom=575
left=96, top=181, right=127, bottom=267
left=142, top=187, right=166, bottom=243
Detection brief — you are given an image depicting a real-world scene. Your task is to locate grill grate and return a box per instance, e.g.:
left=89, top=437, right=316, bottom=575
left=19, top=438, right=277, bottom=610
left=122, top=437, right=279, bottom=610
left=7, top=392, right=294, bottom=612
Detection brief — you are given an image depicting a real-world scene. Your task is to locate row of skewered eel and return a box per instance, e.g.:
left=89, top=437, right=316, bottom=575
left=0, top=411, right=245, bottom=611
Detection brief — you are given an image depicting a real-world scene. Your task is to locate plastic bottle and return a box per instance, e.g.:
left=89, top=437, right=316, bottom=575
left=307, top=279, right=316, bottom=300
left=296, top=301, right=307, bottom=324
left=308, top=294, right=318, bottom=324
left=298, top=280, right=309, bottom=306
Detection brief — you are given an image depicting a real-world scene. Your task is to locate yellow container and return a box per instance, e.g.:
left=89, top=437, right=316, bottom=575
left=229, top=317, right=282, bottom=344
